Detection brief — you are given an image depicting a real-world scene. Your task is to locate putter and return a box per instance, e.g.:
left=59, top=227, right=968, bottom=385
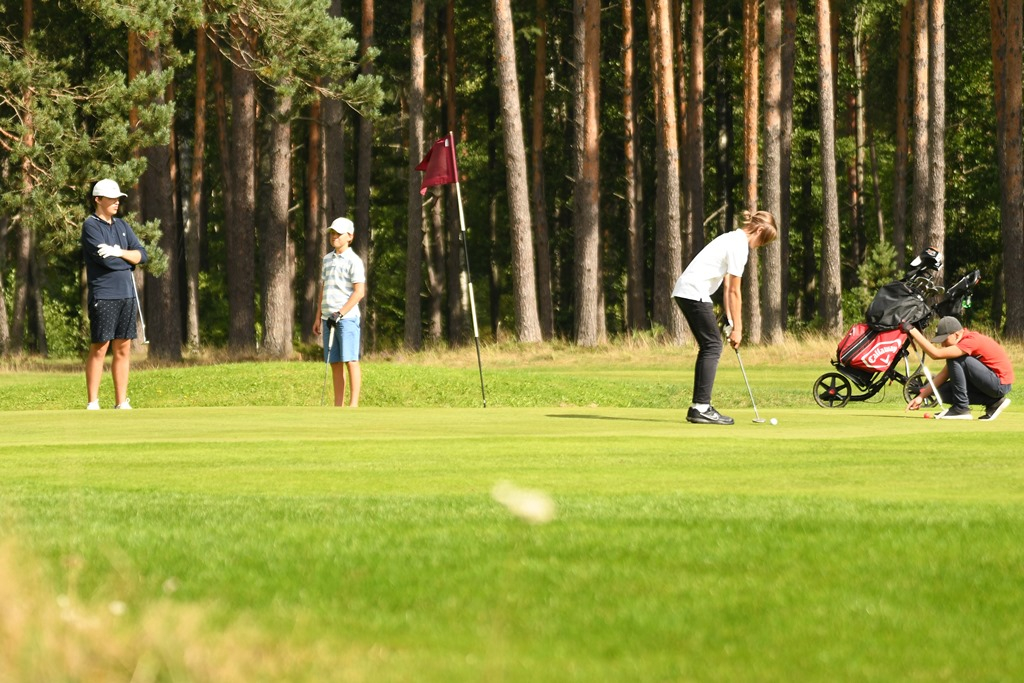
left=321, top=320, right=336, bottom=406
left=725, top=321, right=766, bottom=424
left=129, top=270, right=149, bottom=344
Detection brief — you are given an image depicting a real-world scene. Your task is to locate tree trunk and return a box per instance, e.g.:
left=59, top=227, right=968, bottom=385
left=324, top=0, right=348, bottom=224
left=674, top=0, right=690, bottom=262
left=687, top=0, right=705, bottom=257
left=354, top=0, right=374, bottom=350
left=816, top=0, right=843, bottom=335
left=137, top=38, right=182, bottom=361
left=645, top=0, right=685, bottom=343
left=532, top=0, right=554, bottom=339
left=742, top=0, right=762, bottom=342
left=444, top=0, right=465, bottom=344
left=226, top=27, right=257, bottom=352
left=714, top=16, right=735, bottom=239
left=927, top=0, right=946, bottom=278
left=894, top=0, right=912, bottom=267
left=572, top=0, right=602, bottom=346
left=29, top=232, right=47, bottom=356
left=990, top=0, right=1024, bottom=336
left=425, top=192, right=445, bottom=341
left=623, top=0, right=645, bottom=331
left=910, top=0, right=930, bottom=255
left=406, top=0, right=426, bottom=350
left=262, top=92, right=294, bottom=358
left=492, top=0, right=542, bottom=342
left=185, top=26, right=208, bottom=351
left=852, top=11, right=866, bottom=266
left=762, top=0, right=784, bottom=344
left=303, top=100, right=325, bottom=345
left=780, top=0, right=796, bottom=302
left=0, top=217, right=9, bottom=355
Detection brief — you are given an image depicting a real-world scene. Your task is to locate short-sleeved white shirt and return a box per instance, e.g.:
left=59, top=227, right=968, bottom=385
left=321, top=248, right=366, bottom=320
left=671, top=229, right=750, bottom=302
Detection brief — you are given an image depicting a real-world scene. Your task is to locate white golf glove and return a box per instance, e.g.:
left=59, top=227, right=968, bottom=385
left=97, top=243, right=124, bottom=259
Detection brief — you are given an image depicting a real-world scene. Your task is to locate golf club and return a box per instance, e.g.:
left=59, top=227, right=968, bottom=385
left=725, top=321, right=766, bottom=424
left=321, top=318, right=336, bottom=406
left=129, top=269, right=149, bottom=344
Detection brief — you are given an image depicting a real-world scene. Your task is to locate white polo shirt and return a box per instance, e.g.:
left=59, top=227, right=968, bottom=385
left=321, top=248, right=366, bottom=320
left=671, top=229, right=750, bottom=302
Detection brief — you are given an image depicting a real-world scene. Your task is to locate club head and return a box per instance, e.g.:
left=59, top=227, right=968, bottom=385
left=753, top=418, right=766, bottom=424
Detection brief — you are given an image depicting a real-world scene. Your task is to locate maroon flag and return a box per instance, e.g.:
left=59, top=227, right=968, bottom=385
left=416, top=133, right=459, bottom=195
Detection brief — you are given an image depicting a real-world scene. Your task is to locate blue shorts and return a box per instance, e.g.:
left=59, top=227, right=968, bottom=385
left=323, top=317, right=361, bottom=363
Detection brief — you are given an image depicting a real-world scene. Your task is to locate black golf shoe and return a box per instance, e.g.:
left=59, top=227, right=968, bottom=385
left=686, top=405, right=735, bottom=425
left=980, top=396, right=1011, bottom=421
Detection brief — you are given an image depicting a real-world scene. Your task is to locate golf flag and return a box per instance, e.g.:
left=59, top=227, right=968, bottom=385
left=416, top=133, right=459, bottom=195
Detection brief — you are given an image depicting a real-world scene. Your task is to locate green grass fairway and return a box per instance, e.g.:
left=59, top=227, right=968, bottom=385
left=2, top=395, right=1023, bottom=681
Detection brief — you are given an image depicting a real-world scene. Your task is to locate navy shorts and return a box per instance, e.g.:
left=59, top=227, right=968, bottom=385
left=89, top=298, right=137, bottom=344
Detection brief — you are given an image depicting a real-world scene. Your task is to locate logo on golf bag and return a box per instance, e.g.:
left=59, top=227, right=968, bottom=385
left=837, top=323, right=906, bottom=373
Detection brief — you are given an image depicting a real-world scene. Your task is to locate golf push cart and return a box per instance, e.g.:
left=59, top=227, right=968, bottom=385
left=812, top=247, right=981, bottom=409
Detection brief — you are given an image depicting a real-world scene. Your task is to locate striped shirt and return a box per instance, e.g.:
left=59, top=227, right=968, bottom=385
left=320, top=248, right=365, bottom=320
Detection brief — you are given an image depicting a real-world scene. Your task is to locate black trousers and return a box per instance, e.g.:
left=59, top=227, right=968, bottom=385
left=674, top=297, right=723, bottom=405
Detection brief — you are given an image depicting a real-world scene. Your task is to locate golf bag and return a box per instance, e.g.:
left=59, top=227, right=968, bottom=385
left=814, top=247, right=981, bottom=408
left=836, top=324, right=908, bottom=375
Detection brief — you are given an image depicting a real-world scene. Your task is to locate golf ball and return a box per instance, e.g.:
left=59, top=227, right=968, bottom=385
left=769, top=418, right=778, bottom=425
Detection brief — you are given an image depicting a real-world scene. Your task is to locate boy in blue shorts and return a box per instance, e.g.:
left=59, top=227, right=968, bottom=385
left=313, top=217, right=366, bottom=407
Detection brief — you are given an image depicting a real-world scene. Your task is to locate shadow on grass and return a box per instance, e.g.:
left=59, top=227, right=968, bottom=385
left=545, top=413, right=676, bottom=424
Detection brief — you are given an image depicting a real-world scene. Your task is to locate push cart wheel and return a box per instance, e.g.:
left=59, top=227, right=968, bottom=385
left=813, top=372, right=852, bottom=408
left=903, top=370, right=940, bottom=408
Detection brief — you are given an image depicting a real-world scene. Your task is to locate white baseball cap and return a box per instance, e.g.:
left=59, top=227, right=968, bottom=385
left=92, top=178, right=127, bottom=198
left=327, top=217, right=354, bottom=235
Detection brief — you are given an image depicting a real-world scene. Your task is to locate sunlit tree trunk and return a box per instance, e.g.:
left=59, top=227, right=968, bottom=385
left=762, top=0, right=784, bottom=344
left=646, top=0, right=685, bottom=343
left=492, top=0, right=543, bottom=342
left=894, top=0, right=912, bottom=268
left=927, top=0, right=946, bottom=278
left=226, top=23, right=257, bottom=352
left=262, top=92, right=294, bottom=358
left=572, top=0, right=602, bottom=346
left=741, top=0, right=762, bottom=342
left=911, top=0, right=930, bottom=255
left=185, top=26, right=208, bottom=351
left=816, top=0, right=842, bottom=335
left=990, top=0, right=1024, bottom=335
left=779, top=0, right=797, bottom=324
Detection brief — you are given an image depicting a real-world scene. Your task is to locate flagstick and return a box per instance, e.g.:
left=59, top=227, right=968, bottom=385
left=453, top=176, right=487, bottom=408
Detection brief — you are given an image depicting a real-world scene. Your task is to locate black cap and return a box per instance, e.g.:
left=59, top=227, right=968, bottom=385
left=931, top=316, right=963, bottom=343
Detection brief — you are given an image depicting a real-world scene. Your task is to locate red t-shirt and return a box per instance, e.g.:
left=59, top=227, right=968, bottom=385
left=957, top=330, right=1015, bottom=384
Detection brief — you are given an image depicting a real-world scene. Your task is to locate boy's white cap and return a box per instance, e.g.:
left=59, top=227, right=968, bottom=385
left=92, top=179, right=127, bottom=198
left=327, top=217, right=354, bottom=235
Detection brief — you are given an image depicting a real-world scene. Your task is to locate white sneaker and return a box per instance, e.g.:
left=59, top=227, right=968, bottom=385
left=936, top=405, right=972, bottom=420
left=86, top=400, right=101, bottom=411
left=115, top=399, right=132, bottom=410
